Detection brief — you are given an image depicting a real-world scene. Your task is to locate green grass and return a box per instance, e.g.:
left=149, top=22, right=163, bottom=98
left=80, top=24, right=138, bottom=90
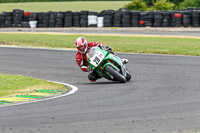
left=0, top=74, right=67, bottom=97
left=0, top=1, right=130, bottom=12
left=1, top=33, right=200, bottom=56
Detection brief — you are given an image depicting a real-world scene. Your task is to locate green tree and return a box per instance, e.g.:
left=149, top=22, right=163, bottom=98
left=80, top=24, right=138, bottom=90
left=179, top=0, right=200, bottom=9
left=150, top=0, right=175, bottom=10
left=169, top=0, right=184, bottom=5
left=124, top=0, right=148, bottom=11
left=143, top=0, right=155, bottom=6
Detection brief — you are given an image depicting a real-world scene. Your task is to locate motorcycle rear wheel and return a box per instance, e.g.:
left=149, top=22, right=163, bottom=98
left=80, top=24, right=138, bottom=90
left=105, top=65, right=127, bottom=83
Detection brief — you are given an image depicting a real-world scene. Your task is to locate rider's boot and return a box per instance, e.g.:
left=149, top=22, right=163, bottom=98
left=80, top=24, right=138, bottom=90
left=88, top=71, right=102, bottom=82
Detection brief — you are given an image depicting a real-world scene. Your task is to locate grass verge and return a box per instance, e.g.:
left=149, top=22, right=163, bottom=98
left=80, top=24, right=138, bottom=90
left=0, top=74, right=67, bottom=97
left=0, top=33, right=200, bottom=56
left=0, top=1, right=130, bottom=12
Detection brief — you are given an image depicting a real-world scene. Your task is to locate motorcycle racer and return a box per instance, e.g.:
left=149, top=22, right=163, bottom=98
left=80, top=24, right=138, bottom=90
left=75, top=37, right=128, bottom=82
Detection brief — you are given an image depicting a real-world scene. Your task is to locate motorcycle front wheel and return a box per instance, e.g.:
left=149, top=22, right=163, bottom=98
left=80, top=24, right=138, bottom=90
left=126, top=70, right=131, bottom=81
left=105, top=65, right=127, bottom=83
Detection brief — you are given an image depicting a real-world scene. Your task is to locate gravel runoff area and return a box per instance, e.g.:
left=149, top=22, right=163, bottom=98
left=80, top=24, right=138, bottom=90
left=1, top=27, right=200, bottom=32
left=1, top=27, right=200, bottom=37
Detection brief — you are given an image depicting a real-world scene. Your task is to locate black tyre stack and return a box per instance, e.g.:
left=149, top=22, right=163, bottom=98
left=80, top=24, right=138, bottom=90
left=37, top=12, right=43, bottom=28
left=113, top=10, right=122, bottom=27
left=49, top=12, right=57, bottom=28
left=162, top=11, right=171, bottom=27
left=29, top=13, right=37, bottom=22
left=42, top=12, right=50, bottom=28
left=145, top=12, right=153, bottom=27
left=194, top=7, right=200, bottom=10
left=153, top=11, right=162, bottom=27
left=56, top=12, right=64, bottom=27
left=23, top=13, right=29, bottom=22
left=21, top=21, right=29, bottom=28
left=80, top=11, right=88, bottom=27
left=139, top=12, right=146, bottom=27
left=104, top=10, right=114, bottom=27
left=192, top=11, right=200, bottom=27
left=98, top=10, right=105, bottom=17
left=170, top=11, right=175, bottom=27
left=64, top=11, right=73, bottom=27
left=2, top=8, right=200, bottom=28
left=122, top=11, right=131, bottom=27
left=13, top=9, right=25, bottom=27
left=22, top=11, right=30, bottom=28
left=174, top=12, right=183, bottom=27
left=131, top=11, right=140, bottom=27
left=4, top=12, right=13, bottom=28
left=182, top=11, right=192, bottom=27
left=0, top=13, right=6, bottom=28
left=73, top=12, right=80, bottom=27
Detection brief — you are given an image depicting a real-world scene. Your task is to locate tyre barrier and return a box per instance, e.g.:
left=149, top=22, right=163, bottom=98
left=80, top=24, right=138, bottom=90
left=0, top=8, right=200, bottom=28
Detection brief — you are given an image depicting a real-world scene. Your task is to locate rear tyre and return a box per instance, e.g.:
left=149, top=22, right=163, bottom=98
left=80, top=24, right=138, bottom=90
left=105, top=65, right=126, bottom=83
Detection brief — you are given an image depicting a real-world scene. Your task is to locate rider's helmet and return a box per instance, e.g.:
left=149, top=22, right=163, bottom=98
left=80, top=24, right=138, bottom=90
left=75, top=37, right=88, bottom=54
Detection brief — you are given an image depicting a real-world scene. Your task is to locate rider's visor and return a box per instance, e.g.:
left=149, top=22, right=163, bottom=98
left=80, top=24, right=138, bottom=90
left=77, top=45, right=85, bottom=52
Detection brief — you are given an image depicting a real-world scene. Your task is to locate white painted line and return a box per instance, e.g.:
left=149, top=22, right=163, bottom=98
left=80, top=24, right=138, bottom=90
left=51, top=81, right=78, bottom=96
left=0, top=45, right=76, bottom=52
left=0, top=81, right=78, bottom=108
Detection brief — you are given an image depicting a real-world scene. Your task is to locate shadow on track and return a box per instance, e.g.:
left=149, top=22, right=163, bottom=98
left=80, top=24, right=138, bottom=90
left=82, top=80, right=133, bottom=85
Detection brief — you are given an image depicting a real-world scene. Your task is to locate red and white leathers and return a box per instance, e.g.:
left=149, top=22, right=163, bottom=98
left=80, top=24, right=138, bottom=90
left=75, top=42, right=105, bottom=72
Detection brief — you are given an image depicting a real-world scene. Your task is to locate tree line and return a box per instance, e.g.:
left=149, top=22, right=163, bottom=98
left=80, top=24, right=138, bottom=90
left=125, top=0, right=200, bottom=11
left=0, top=0, right=199, bottom=11
left=143, top=0, right=183, bottom=6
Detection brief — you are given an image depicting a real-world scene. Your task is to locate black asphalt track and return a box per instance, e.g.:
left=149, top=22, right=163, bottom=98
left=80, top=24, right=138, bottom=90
left=0, top=47, right=200, bottom=133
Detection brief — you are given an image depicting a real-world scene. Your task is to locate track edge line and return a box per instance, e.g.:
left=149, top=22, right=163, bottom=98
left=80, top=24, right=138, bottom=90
left=0, top=81, right=78, bottom=108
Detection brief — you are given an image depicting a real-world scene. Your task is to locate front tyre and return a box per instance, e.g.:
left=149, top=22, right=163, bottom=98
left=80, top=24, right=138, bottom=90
left=105, top=65, right=126, bottom=83
left=126, top=70, right=131, bottom=81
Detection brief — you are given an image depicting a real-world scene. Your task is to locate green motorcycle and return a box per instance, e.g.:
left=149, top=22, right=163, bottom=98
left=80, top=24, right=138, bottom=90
left=86, top=47, right=131, bottom=83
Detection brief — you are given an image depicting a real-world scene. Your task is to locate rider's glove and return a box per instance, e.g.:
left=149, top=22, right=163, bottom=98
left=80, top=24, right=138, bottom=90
left=99, top=45, right=107, bottom=50
left=99, top=45, right=113, bottom=52
left=99, top=45, right=115, bottom=55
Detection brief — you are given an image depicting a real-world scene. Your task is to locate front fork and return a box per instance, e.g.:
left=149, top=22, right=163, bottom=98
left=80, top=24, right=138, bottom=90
left=114, top=55, right=128, bottom=78
left=121, top=63, right=127, bottom=78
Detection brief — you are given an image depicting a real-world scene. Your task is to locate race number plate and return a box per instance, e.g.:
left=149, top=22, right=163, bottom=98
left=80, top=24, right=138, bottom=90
left=90, top=51, right=105, bottom=67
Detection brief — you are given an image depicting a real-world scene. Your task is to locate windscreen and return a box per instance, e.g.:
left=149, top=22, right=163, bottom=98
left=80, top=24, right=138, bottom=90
left=86, top=47, right=98, bottom=59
